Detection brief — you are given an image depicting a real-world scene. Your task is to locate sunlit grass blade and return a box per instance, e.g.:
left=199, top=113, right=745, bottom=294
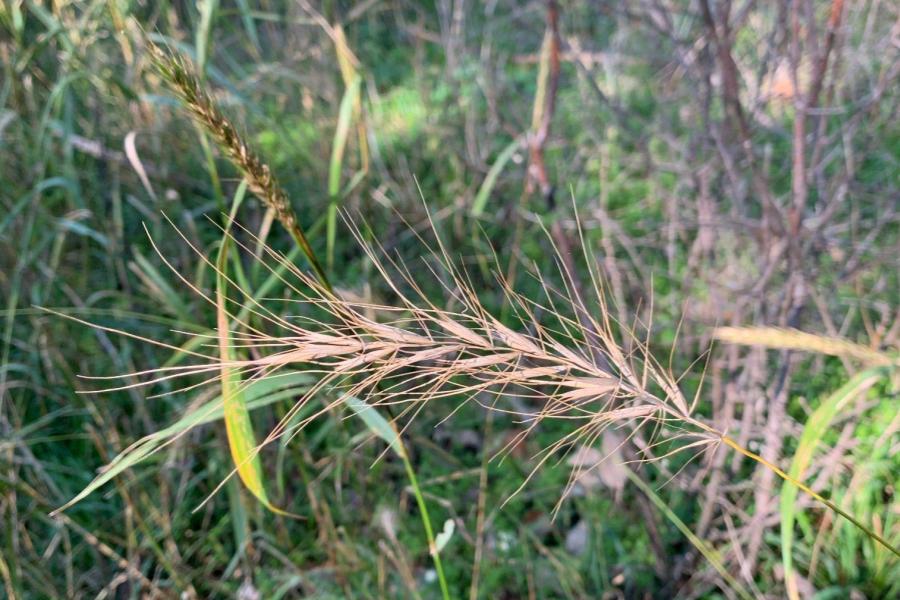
left=333, top=24, right=358, bottom=88
left=333, top=24, right=368, bottom=168
left=714, top=326, right=894, bottom=366
left=195, top=0, right=219, bottom=78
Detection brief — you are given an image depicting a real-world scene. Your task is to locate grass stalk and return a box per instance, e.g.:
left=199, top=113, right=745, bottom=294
left=401, top=448, right=452, bottom=600
left=720, top=434, right=900, bottom=559
left=625, top=469, right=753, bottom=600
left=343, top=396, right=451, bottom=598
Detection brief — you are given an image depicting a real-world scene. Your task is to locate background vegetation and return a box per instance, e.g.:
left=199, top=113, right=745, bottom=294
left=1, top=1, right=898, bottom=598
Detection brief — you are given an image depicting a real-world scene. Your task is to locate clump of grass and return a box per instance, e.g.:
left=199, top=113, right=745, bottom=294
left=714, top=325, right=899, bottom=599
left=145, top=39, right=331, bottom=291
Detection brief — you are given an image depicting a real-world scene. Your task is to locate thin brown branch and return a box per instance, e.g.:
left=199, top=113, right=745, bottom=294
left=525, top=0, right=561, bottom=203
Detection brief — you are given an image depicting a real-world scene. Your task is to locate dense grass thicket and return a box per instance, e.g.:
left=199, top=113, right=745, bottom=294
left=1, top=1, right=898, bottom=598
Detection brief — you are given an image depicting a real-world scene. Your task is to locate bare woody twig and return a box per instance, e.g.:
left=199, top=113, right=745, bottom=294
left=698, top=0, right=785, bottom=238
left=525, top=0, right=561, bottom=204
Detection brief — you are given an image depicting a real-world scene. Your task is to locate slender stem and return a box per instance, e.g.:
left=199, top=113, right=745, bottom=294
left=288, top=224, right=331, bottom=293
left=721, top=435, right=900, bottom=558
left=400, top=448, right=451, bottom=600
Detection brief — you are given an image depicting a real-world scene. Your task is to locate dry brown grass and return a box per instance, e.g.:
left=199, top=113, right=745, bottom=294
left=79, top=214, right=720, bottom=511
left=70, top=216, right=900, bottom=562
left=714, top=326, right=894, bottom=366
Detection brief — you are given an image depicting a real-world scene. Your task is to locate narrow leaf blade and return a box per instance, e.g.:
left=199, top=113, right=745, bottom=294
left=216, top=232, right=269, bottom=507
left=780, top=368, right=884, bottom=599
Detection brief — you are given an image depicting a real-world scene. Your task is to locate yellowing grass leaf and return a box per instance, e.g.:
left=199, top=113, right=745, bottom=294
left=214, top=190, right=296, bottom=514
left=216, top=234, right=273, bottom=508
left=333, top=24, right=359, bottom=87
left=53, top=371, right=313, bottom=514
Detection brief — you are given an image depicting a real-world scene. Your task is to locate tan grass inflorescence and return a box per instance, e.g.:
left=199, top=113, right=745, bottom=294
left=68, top=217, right=900, bottom=560
left=86, top=216, right=719, bottom=507
left=714, top=326, right=894, bottom=366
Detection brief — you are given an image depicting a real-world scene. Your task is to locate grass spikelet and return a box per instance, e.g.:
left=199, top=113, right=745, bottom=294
left=145, top=38, right=331, bottom=291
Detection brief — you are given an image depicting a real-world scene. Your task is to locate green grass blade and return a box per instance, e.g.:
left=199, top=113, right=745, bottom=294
left=162, top=247, right=302, bottom=371
left=131, top=249, right=192, bottom=321
left=472, top=137, right=522, bottom=217
left=722, top=431, right=899, bottom=560
left=625, top=469, right=754, bottom=600
left=195, top=0, right=219, bottom=78
left=234, top=0, right=261, bottom=54
left=343, top=394, right=406, bottom=457
left=780, top=368, right=885, bottom=599
left=327, top=75, right=361, bottom=271
left=342, top=395, right=450, bottom=599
